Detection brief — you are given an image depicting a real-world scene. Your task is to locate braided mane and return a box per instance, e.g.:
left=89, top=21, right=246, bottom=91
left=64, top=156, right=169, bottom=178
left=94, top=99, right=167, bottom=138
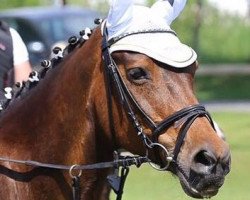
left=0, top=19, right=102, bottom=113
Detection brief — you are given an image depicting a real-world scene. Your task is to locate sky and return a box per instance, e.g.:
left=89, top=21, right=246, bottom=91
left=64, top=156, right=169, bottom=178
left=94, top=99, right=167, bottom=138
left=208, top=0, right=248, bottom=16
left=134, top=0, right=249, bottom=16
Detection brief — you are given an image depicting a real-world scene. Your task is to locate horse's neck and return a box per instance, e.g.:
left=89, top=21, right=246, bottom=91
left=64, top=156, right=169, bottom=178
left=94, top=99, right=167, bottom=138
left=0, top=28, right=106, bottom=163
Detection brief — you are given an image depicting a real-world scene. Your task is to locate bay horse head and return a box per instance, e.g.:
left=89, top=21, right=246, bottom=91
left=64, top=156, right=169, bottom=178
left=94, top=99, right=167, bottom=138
left=0, top=1, right=230, bottom=199
left=97, top=0, right=231, bottom=198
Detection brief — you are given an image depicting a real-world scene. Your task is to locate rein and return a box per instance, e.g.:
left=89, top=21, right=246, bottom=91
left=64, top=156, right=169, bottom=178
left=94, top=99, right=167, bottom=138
left=0, top=155, right=148, bottom=171
left=0, top=153, right=149, bottom=200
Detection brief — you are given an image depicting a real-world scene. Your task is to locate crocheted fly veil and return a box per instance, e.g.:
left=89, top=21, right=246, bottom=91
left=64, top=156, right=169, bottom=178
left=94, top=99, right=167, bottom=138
left=106, top=0, right=196, bottom=68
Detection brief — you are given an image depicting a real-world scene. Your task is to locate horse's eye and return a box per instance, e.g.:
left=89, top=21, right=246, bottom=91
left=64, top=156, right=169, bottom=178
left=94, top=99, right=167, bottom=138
left=127, top=67, right=149, bottom=81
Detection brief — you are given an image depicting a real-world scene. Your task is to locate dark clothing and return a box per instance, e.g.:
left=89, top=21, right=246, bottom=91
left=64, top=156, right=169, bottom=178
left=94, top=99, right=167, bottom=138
left=0, top=20, right=13, bottom=89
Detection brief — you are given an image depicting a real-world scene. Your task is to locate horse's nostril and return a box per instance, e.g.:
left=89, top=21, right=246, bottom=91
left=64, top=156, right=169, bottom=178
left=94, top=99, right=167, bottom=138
left=192, top=149, right=231, bottom=176
left=221, top=152, right=231, bottom=175
left=194, top=150, right=216, bottom=167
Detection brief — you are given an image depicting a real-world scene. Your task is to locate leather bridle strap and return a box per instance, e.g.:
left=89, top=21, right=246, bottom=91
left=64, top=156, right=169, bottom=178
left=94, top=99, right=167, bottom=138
left=0, top=156, right=149, bottom=171
left=102, top=26, right=216, bottom=169
left=153, top=105, right=214, bottom=138
left=174, top=115, right=205, bottom=161
left=152, top=105, right=215, bottom=162
left=102, top=27, right=158, bottom=131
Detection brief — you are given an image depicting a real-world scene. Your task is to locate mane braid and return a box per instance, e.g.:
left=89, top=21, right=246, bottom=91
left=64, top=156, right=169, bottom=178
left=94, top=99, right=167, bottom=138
left=0, top=19, right=101, bottom=113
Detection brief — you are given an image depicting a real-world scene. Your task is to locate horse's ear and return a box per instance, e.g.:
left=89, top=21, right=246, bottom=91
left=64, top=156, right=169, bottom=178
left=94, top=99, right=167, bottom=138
left=107, top=0, right=134, bottom=38
left=151, top=0, right=187, bottom=25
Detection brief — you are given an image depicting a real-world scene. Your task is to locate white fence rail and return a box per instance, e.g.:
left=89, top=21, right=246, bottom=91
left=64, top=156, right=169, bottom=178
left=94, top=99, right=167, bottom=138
left=197, top=64, right=250, bottom=76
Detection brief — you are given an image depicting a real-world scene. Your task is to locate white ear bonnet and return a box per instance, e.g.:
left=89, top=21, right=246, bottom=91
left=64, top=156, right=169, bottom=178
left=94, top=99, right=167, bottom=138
left=106, top=0, right=197, bottom=68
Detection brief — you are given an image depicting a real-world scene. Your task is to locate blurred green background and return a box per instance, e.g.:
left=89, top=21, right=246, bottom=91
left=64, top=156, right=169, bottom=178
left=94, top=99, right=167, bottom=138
left=1, top=0, right=250, bottom=100
left=1, top=0, right=250, bottom=64
left=1, top=0, right=250, bottom=199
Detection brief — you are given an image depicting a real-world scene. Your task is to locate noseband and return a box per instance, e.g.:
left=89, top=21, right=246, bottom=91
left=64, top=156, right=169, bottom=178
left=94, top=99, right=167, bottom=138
left=102, top=27, right=215, bottom=170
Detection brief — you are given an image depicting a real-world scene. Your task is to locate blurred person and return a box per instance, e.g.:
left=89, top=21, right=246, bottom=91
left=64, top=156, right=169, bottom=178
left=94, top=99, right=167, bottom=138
left=0, top=20, right=32, bottom=90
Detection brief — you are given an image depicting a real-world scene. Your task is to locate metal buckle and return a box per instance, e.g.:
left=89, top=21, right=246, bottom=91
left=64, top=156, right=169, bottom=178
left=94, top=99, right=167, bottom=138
left=69, top=164, right=82, bottom=178
left=146, top=142, right=173, bottom=171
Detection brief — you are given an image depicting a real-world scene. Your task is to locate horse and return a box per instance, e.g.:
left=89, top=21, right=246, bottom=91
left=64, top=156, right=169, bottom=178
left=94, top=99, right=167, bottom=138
left=0, top=14, right=231, bottom=200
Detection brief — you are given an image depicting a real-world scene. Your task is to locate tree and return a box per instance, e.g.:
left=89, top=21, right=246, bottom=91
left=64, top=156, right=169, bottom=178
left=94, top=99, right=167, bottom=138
left=248, top=0, right=250, bottom=18
left=146, top=0, right=154, bottom=6
left=193, top=0, right=203, bottom=53
left=53, top=0, right=67, bottom=6
left=1, top=0, right=40, bottom=9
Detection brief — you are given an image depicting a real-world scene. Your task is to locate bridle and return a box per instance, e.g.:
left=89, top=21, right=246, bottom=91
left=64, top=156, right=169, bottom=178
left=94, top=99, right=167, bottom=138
left=101, top=25, right=216, bottom=170
left=0, top=24, right=216, bottom=200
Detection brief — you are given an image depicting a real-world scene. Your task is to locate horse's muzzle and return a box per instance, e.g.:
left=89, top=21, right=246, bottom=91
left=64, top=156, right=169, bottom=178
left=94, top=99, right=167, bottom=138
left=176, top=148, right=231, bottom=199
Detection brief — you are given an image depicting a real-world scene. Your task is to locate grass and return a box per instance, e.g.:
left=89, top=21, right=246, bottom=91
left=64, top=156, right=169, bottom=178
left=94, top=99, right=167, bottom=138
left=195, top=75, right=250, bottom=101
left=111, top=112, right=250, bottom=200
